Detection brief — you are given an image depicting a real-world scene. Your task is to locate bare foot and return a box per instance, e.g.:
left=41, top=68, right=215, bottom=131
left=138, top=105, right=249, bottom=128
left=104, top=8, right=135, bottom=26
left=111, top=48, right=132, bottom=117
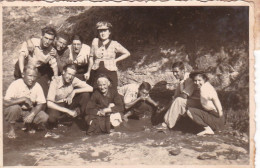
left=7, top=129, right=17, bottom=139
left=197, top=126, right=214, bottom=136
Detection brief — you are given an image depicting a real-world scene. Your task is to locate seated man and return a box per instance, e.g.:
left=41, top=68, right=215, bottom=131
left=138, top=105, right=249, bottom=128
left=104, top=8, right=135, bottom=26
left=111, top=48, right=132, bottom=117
left=118, top=82, right=159, bottom=122
left=47, top=63, right=93, bottom=128
left=85, top=74, right=124, bottom=135
left=14, top=26, right=58, bottom=97
left=4, top=65, right=49, bottom=139
left=68, top=35, right=92, bottom=81
left=158, top=61, right=194, bottom=129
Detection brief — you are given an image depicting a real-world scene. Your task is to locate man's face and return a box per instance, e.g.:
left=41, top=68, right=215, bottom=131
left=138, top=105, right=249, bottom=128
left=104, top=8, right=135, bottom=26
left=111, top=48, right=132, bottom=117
left=97, top=78, right=110, bottom=95
left=41, top=33, right=55, bottom=48
left=98, top=29, right=111, bottom=41
left=172, top=67, right=185, bottom=80
left=72, top=40, right=82, bottom=54
left=23, top=69, right=38, bottom=88
left=55, top=37, right=68, bottom=51
left=62, top=67, right=76, bottom=84
left=138, top=89, right=149, bottom=98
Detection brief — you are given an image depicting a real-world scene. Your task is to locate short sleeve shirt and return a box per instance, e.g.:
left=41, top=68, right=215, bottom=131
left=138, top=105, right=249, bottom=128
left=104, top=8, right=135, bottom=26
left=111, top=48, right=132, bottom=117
left=20, top=38, right=57, bottom=69
left=118, top=83, right=140, bottom=104
left=47, top=75, right=91, bottom=102
left=4, top=79, right=46, bottom=108
left=68, top=44, right=90, bottom=65
left=90, top=38, right=130, bottom=71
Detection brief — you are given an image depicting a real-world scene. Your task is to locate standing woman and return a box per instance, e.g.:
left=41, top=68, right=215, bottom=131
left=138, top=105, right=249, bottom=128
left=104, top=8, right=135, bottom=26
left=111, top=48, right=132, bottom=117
left=86, top=21, right=130, bottom=91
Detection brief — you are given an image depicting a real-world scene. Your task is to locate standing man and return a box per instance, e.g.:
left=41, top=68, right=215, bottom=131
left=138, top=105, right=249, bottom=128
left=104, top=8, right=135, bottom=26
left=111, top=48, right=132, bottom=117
left=47, top=64, right=93, bottom=128
left=67, top=35, right=92, bottom=81
left=4, top=65, right=49, bottom=139
left=53, top=32, right=71, bottom=74
left=14, top=26, right=58, bottom=97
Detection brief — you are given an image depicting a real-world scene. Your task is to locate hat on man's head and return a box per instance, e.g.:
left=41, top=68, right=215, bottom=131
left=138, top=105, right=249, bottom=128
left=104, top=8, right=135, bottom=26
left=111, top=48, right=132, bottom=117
left=96, top=21, right=112, bottom=30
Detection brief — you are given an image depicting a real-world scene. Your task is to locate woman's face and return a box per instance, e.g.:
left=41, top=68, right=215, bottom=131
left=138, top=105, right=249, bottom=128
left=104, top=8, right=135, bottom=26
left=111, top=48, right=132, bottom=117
left=193, top=75, right=206, bottom=89
left=97, top=78, right=110, bottom=95
left=98, top=29, right=111, bottom=41
left=72, top=40, right=82, bottom=54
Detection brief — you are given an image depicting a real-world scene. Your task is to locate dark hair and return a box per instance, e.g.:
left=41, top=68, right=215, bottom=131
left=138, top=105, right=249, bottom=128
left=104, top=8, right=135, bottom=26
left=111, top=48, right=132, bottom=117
left=138, top=82, right=151, bottom=92
left=172, top=61, right=185, bottom=70
left=189, top=71, right=209, bottom=82
left=41, top=26, right=57, bottom=37
left=57, top=32, right=70, bottom=43
left=71, top=34, right=83, bottom=43
left=63, top=63, right=77, bottom=72
left=23, top=65, right=38, bottom=74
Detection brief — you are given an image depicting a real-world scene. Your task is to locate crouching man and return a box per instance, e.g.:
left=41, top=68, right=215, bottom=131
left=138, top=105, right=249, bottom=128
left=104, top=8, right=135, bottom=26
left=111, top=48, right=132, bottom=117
left=85, top=74, right=124, bottom=135
left=46, top=64, right=93, bottom=128
left=119, top=82, right=160, bottom=122
left=4, top=65, right=48, bottom=139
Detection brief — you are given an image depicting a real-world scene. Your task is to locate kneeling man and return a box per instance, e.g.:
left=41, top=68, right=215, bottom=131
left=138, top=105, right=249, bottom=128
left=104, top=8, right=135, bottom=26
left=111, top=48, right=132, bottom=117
left=4, top=65, right=48, bottom=139
left=47, top=64, right=93, bottom=128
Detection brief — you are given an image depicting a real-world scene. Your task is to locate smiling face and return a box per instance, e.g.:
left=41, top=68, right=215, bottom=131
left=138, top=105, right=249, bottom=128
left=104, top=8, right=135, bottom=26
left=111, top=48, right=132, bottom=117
left=23, top=69, right=38, bottom=88
left=172, top=67, right=185, bottom=80
left=72, top=40, right=82, bottom=54
left=97, top=77, right=110, bottom=95
left=55, top=37, right=68, bottom=51
left=41, top=33, right=55, bottom=48
left=98, top=29, right=111, bottom=41
left=62, top=67, right=76, bottom=84
left=193, top=75, right=206, bottom=89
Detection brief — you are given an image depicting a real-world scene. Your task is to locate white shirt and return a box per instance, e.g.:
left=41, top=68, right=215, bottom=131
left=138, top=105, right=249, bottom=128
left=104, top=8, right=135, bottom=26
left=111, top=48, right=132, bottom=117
left=4, top=79, right=46, bottom=106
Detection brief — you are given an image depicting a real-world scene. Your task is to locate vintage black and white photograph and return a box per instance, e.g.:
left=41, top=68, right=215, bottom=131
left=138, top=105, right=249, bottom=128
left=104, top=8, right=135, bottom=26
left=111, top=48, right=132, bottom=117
left=1, top=2, right=253, bottom=166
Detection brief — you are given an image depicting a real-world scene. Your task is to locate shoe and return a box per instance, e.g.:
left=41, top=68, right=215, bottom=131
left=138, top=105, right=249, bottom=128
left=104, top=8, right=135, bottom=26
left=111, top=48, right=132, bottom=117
left=155, top=123, right=168, bottom=130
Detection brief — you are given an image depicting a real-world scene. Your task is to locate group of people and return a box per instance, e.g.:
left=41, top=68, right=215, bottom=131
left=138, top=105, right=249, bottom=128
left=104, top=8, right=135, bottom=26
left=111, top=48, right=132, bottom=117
left=3, top=21, right=225, bottom=139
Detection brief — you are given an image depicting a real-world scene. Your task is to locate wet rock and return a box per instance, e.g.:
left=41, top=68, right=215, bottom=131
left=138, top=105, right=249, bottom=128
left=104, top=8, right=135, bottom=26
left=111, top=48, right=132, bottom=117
left=197, top=153, right=217, bottom=160
left=169, top=148, right=181, bottom=156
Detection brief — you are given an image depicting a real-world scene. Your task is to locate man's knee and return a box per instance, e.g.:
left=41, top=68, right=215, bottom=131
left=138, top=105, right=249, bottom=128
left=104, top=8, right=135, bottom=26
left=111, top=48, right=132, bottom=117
left=175, top=97, right=187, bottom=105
left=4, top=105, right=22, bottom=123
left=33, top=111, right=49, bottom=124
left=47, top=109, right=60, bottom=123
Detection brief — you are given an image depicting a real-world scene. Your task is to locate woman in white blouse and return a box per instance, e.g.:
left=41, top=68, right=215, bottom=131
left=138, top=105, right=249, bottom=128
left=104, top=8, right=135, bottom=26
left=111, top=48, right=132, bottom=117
left=86, top=21, right=130, bottom=91
left=186, top=71, right=225, bottom=136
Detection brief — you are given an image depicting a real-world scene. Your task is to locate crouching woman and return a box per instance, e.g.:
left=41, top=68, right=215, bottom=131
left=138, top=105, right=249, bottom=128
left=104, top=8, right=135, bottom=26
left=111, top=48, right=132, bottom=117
left=85, top=74, right=124, bottom=135
left=186, top=71, right=225, bottom=136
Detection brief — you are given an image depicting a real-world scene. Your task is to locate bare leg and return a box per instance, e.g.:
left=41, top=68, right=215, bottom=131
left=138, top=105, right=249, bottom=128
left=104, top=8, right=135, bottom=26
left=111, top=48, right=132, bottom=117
left=7, top=123, right=17, bottom=139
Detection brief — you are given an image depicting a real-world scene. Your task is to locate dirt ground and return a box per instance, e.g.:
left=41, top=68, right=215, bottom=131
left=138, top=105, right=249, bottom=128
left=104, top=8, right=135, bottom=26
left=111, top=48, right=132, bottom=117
left=3, top=115, right=249, bottom=166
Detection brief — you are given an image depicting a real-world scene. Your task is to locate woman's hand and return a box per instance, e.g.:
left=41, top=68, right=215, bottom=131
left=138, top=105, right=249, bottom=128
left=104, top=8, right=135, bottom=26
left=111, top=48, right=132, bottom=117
left=84, top=72, right=91, bottom=81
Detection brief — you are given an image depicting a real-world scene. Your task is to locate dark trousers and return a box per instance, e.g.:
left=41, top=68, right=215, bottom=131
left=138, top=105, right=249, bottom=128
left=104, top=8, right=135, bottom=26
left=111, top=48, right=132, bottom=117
left=47, top=92, right=90, bottom=125
left=89, top=61, right=118, bottom=92
left=14, top=60, right=53, bottom=97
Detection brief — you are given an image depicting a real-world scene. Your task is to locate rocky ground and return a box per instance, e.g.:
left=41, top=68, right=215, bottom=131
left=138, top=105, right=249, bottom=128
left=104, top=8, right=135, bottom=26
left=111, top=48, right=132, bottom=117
left=3, top=116, right=249, bottom=166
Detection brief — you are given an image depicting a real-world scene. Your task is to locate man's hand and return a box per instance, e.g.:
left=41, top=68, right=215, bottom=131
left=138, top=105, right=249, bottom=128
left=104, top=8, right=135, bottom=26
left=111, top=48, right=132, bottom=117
left=50, top=48, right=57, bottom=58
left=65, top=91, right=76, bottom=105
left=84, top=72, right=90, bottom=81
left=123, top=115, right=128, bottom=122
left=23, top=97, right=33, bottom=109
left=179, top=93, right=188, bottom=99
left=24, top=112, right=35, bottom=123
left=146, top=96, right=154, bottom=104
left=139, top=95, right=148, bottom=101
left=68, top=109, right=77, bottom=117
left=97, top=110, right=106, bottom=116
